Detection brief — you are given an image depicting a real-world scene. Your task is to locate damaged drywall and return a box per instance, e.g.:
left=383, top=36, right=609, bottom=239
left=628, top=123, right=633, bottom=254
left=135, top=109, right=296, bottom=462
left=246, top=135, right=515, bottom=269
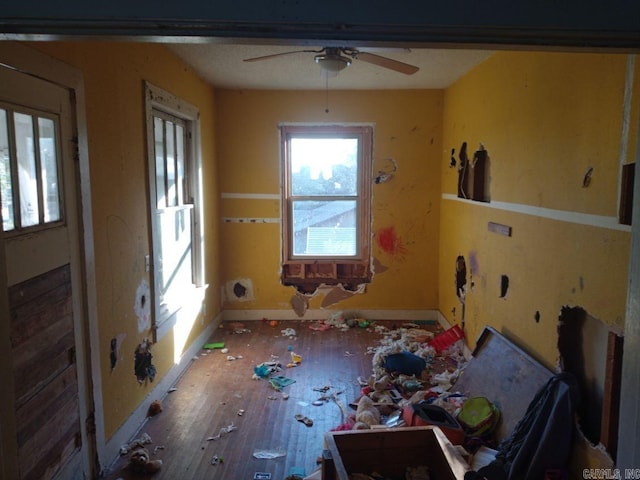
left=110, top=333, right=126, bottom=372
left=290, top=292, right=309, bottom=317
left=134, top=281, right=151, bottom=333
left=500, top=275, right=509, bottom=298
left=321, top=283, right=367, bottom=308
left=134, top=338, right=156, bottom=384
left=455, top=256, right=467, bottom=300
left=557, top=306, right=609, bottom=446
left=455, top=256, right=467, bottom=329
left=289, top=281, right=368, bottom=315
left=225, top=278, right=254, bottom=302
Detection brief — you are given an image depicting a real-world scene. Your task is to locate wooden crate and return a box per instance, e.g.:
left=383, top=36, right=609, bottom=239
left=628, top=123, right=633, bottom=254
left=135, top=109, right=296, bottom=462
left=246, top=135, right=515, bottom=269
left=323, top=426, right=469, bottom=480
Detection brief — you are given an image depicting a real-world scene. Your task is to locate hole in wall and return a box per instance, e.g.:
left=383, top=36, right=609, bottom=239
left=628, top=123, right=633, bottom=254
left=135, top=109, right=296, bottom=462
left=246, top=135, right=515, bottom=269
left=110, top=338, right=117, bottom=371
left=557, top=306, right=609, bottom=446
left=534, top=311, right=541, bottom=323
left=500, top=275, right=509, bottom=298
left=233, top=282, right=247, bottom=298
left=455, top=256, right=467, bottom=299
left=225, top=278, right=254, bottom=302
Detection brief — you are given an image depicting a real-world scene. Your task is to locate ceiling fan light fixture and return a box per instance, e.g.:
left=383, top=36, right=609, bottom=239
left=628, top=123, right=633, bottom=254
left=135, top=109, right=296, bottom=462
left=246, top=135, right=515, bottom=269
left=314, top=53, right=351, bottom=73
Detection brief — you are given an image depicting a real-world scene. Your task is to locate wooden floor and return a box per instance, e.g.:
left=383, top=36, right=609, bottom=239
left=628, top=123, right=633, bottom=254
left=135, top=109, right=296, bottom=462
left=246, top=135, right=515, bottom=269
left=102, top=320, right=441, bottom=480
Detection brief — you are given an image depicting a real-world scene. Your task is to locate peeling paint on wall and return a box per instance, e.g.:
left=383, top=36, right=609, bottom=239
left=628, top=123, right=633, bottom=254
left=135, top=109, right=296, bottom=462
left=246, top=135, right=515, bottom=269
left=372, top=257, right=388, bottom=274
left=376, top=226, right=407, bottom=257
left=291, top=293, right=308, bottom=317
left=321, top=283, right=367, bottom=308
left=134, top=281, right=151, bottom=333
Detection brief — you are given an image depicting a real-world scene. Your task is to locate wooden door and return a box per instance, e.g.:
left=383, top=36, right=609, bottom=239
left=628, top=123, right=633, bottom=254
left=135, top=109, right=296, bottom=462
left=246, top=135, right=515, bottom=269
left=1, top=64, right=86, bottom=480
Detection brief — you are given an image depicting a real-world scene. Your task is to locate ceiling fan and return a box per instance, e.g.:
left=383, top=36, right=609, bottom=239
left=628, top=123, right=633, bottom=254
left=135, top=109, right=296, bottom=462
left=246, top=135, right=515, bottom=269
left=243, top=47, right=419, bottom=76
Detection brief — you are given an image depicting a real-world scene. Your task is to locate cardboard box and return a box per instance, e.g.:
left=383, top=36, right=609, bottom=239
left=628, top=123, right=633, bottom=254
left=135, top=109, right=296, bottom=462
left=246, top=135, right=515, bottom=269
left=323, top=426, right=469, bottom=480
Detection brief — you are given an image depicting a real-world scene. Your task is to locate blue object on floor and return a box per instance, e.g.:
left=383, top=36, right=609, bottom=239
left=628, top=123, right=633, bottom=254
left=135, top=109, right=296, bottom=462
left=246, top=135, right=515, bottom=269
left=288, top=466, right=306, bottom=478
left=382, top=351, right=427, bottom=376
left=269, top=375, right=296, bottom=390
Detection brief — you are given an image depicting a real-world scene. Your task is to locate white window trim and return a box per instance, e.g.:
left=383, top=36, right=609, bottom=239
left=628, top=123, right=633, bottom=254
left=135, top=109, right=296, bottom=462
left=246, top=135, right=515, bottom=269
left=144, top=82, right=206, bottom=340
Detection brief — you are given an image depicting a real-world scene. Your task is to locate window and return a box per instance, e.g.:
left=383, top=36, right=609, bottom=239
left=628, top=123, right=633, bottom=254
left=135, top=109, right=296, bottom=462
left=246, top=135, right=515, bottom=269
left=281, top=125, right=372, bottom=290
left=145, top=82, right=204, bottom=340
left=1, top=105, right=63, bottom=233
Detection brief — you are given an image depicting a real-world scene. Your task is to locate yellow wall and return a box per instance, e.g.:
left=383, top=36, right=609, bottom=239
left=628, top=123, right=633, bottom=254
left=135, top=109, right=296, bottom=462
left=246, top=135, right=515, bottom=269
left=28, top=42, right=221, bottom=439
left=14, top=42, right=638, bottom=467
left=440, top=51, right=637, bottom=369
left=216, top=89, right=443, bottom=312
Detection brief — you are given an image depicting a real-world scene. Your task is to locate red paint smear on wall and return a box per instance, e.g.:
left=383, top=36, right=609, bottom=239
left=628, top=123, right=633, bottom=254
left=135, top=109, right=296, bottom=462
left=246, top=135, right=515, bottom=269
left=376, top=226, right=406, bottom=256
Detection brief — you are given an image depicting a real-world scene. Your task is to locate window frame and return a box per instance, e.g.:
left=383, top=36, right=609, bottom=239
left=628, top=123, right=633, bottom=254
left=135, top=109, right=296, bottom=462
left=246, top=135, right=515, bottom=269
left=144, top=81, right=205, bottom=341
left=280, top=124, right=373, bottom=288
left=1, top=102, right=65, bottom=236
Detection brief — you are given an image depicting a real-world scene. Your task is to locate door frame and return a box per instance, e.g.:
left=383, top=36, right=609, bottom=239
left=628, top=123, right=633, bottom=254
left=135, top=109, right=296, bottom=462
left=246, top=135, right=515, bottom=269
left=0, top=42, right=103, bottom=478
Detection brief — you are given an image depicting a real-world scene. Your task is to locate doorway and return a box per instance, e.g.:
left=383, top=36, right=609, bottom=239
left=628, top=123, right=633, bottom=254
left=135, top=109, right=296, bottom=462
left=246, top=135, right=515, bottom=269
left=0, top=47, right=99, bottom=480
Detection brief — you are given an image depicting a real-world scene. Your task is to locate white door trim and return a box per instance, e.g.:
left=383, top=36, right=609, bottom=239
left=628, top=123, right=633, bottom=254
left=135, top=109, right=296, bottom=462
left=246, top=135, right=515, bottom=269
left=0, top=41, right=104, bottom=477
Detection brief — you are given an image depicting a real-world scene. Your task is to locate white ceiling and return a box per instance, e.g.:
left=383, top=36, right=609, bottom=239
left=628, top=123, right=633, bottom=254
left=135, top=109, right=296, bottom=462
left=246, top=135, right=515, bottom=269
left=167, top=43, right=494, bottom=90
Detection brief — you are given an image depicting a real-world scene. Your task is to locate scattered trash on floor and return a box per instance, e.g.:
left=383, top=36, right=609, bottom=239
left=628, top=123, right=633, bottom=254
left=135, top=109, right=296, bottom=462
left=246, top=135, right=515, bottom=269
left=295, top=413, right=313, bottom=426
left=253, top=361, right=282, bottom=379
left=119, top=432, right=152, bottom=455
left=206, top=423, right=237, bottom=441
left=252, top=449, right=286, bottom=459
left=203, top=342, right=225, bottom=349
left=253, top=473, right=272, bottom=480
left=210, top=454, right=223, bottom=465
left=228, top=322, right=251, bottom=334
left=281, top=327, right=297, bottom=338
left=269, top=375, right=296, bottom=391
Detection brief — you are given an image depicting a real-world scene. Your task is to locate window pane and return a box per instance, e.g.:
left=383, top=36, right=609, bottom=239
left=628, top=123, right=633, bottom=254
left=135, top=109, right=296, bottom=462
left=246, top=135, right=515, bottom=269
left=154, top=116, right=166, bottom=208
left=291, top=138, right=358, bottom=196
left=38, top=117, right=61, bottom=223
left=166, top=121, right=176, bottom=207
left=0, top=109, right=14, bottom=231
left=292, top=200, right=357, bottom=256
left=14, top=112, right=39, bottom=227
left=176, top=123, right=185, bottom=204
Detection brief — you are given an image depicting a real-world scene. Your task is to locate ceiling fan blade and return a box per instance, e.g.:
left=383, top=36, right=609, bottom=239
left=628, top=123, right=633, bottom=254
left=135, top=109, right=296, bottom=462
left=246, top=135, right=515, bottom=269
left=352, top=51, right=419, bottom=75
left=243, top=49, right=322, bottom=62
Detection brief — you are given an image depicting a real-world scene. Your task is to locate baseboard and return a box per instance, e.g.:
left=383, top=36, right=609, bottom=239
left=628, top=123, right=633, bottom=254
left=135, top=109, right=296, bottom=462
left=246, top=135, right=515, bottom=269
left=222, top=309, right=443, bottom=323
left=101, top=312, right=221, bottom=474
